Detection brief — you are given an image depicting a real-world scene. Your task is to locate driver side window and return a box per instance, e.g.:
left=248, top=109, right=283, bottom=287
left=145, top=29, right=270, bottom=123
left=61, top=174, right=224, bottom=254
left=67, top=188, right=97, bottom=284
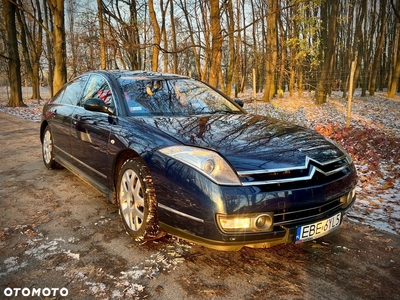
left=82, top=75, right=115, bottom=110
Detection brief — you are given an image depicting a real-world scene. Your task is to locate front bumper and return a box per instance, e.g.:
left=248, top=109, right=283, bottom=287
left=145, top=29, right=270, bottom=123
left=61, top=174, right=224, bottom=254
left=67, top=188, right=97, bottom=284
left=160, top=193, right=355, bottom=251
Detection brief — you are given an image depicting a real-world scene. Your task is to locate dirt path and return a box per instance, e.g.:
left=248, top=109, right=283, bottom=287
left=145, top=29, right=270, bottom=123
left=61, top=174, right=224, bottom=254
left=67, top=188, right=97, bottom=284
left=0, top=112, right=399, bottom=300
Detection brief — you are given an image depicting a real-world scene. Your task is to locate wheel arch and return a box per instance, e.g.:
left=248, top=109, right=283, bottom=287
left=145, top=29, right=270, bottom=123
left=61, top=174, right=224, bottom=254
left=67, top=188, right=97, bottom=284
left=111, top=149, right=145, bottom=203
left=40, top=121, right=49, bottom=143
left=114, top=150, right=162, bottom=239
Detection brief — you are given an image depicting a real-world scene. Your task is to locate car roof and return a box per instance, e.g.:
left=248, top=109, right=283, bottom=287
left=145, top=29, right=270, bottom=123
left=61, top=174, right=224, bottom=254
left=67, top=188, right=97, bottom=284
left=89, top=70, right=192, bottom=81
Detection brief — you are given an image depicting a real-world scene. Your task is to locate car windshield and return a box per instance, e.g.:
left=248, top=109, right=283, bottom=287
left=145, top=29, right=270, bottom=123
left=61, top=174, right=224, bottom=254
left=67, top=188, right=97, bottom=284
left=117, top=77, right=243, bottom=116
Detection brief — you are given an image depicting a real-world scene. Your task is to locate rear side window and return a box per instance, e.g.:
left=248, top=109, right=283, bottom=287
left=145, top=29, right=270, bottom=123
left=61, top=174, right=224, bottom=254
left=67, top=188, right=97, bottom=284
left=52, top=76, right=88, bottom=105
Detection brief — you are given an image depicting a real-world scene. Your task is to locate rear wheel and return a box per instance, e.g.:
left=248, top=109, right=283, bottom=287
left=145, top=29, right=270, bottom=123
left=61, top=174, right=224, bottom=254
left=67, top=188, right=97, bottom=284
left=117, top=158, right=161, bottom=241
left=42, top=126, right=62, bottom=169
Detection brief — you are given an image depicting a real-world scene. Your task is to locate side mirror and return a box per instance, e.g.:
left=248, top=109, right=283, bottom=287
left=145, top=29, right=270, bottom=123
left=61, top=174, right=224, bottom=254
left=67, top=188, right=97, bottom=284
left=84, top=98, right=115, bottom=115
left=234, top=98, right=244, bottom=107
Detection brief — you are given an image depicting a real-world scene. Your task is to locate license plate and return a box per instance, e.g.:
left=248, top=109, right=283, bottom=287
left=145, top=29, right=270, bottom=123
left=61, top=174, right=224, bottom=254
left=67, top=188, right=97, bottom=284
left=295, top=213, right=341, bottom=244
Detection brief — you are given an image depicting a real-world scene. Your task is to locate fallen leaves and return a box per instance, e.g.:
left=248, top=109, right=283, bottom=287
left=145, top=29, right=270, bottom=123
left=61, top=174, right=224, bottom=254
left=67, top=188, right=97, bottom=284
left=244, top=90, right=400, bottom=235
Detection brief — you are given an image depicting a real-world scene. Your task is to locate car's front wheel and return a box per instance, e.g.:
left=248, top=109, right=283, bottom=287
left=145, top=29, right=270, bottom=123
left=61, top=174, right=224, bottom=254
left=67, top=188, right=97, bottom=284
left=117, top=158, right=161, bottom=241
left=42, top=126, right=62, bottom=169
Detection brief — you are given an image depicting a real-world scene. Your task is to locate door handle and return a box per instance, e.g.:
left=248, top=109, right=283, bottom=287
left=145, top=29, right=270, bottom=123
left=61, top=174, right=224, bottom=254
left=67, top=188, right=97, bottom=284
left=72, top=114, right=79, bottom=125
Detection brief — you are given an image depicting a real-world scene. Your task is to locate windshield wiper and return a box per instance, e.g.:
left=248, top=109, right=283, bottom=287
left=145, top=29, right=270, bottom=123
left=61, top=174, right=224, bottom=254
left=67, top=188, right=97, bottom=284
left=210, top=110, right=242, bottom=115
left=209, top=110, right=231, bottom=114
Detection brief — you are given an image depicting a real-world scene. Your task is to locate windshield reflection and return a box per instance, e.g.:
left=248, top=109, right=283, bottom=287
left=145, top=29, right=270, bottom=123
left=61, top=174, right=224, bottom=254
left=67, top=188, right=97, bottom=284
left=117, top=78, right=242, bottom=116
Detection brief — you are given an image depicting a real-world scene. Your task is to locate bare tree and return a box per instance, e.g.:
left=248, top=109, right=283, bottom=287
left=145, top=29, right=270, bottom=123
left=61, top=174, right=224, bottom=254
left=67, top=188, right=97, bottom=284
left=369, top=0, right=387, bottom=96
left=97, top=0, right=106, bottom=70
left=46, top=0, right=67, bottom=94
left=169, top=0, right=178, bottom=73
left=42, top=0, right=54, bottom=96
left=102, top=0, right=141, bottom=69
left=387, top=0, right=400, bottom=97
left=3, top=0, right=399, bottom=106
left=277, top=9, right=286, bottom=98
left=160, top=1, right=169, bottom=73
left=351, top=1, right=367, bottom=98
left=315, top=0, right=339, bottom=105
left=178, top=0, right=203, bottom=78
left=262, top=0, right=278, bottom=101
left=208, top=0, right=222, bottom=88
left=16, top=0, right=43, bottom=100
left=148, top=0, right=161, bottom=71
left=223, top=0, right=235, bottom=97
left=3, top=0, right=24, bottom=107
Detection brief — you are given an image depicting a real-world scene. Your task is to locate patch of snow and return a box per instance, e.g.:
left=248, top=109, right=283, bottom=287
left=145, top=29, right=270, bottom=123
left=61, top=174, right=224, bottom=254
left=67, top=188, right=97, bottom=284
left=0, top=256, right=28, bottom=277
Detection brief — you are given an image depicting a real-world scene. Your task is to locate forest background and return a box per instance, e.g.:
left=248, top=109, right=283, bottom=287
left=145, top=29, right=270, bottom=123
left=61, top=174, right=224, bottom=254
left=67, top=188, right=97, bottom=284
left=0, top=0, right=399, bottom=107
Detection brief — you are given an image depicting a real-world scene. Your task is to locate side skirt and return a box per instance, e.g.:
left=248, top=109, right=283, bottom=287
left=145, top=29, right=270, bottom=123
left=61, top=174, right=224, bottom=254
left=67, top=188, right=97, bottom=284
left=55, top=156, right=116, bottom=204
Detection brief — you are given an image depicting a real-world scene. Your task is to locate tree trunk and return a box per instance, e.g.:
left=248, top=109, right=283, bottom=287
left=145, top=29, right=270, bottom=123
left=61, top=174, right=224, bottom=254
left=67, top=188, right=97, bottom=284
left=67, top=1, right=78, bottom=78
left=297, top=72, right=303, bottom=97
left=242, top=1, right=248, bottom=92
left=369, top=0, right=387, bottom=96
left=315, top=0, right=338, bottom=105
left=47, top=0, right=67, bottom=94
left=388, top=22, right=400, bottom=97
left=352, top=1, right=366, bottom=98
left=388, top=52, right=400, bottom=96
left=200, top=1, right=211, bottom=82
left=224, top=0, right=235, bottom=97
left=278, top=17, right=286, bottom=98
left=208, top=0, right=223, bottom=88
left=262, top=0, right=278, bottom=101
left=388, top=0, right=400, bottom=97
left=149, top=0, right=161, bottom=72
left=288, top=4, right=297, bottom=97
left=170, top=0, right=178, bottom=74
left=42, top=0, right=54, bottom=96
left=17, top=0, right=43, bottom=100
left=161, top=1, right=169, bottom=73
left=361, top=0, right=372, bottom=97
left=233, top=0, right=242, bottom=96
left=340, top=0, right=354, bottom=98
left=4, top=0, right=25, bottom=107
left=97, top=0, right=106, bottom=70
left=16, top=8, right=34, bottom=99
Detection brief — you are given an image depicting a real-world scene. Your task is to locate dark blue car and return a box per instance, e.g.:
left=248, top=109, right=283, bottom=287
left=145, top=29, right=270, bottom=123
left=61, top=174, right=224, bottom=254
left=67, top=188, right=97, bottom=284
left=40, top=70, right=357, bottom=250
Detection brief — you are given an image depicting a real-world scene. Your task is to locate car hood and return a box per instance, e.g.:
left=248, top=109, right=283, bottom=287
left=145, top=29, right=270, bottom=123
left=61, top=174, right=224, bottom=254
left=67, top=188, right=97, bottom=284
left=135, top=114, right=346, bottom=172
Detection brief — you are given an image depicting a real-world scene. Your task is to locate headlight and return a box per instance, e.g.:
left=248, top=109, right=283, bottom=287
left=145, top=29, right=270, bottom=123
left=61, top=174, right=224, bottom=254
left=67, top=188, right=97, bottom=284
left=326, top=138, right=353, bottom=163
left=158, top=146, right=241, bottom=185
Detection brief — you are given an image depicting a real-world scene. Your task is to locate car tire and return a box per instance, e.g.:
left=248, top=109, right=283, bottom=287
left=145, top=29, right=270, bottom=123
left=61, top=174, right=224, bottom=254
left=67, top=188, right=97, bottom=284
left=42, top=126, right=63, bottom=169
left=117, top=158, right=162, bottom=241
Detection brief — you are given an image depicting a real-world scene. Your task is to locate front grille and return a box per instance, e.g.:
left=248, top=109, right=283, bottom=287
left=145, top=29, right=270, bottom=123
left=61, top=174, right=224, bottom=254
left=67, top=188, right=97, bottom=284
left=274, top=197, right=342, bottom=227
left=238, top=155, right=352, bottom=188
left=231, top=155, right=355, bottom=227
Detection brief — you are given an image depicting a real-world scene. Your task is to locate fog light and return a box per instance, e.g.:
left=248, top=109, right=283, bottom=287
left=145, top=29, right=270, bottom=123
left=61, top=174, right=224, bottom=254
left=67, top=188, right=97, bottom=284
left=255, top=214, right=273, bottom=230
left=340, top=188, right=356, bottom=208
left=256, top=217, right=266, bottom=227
